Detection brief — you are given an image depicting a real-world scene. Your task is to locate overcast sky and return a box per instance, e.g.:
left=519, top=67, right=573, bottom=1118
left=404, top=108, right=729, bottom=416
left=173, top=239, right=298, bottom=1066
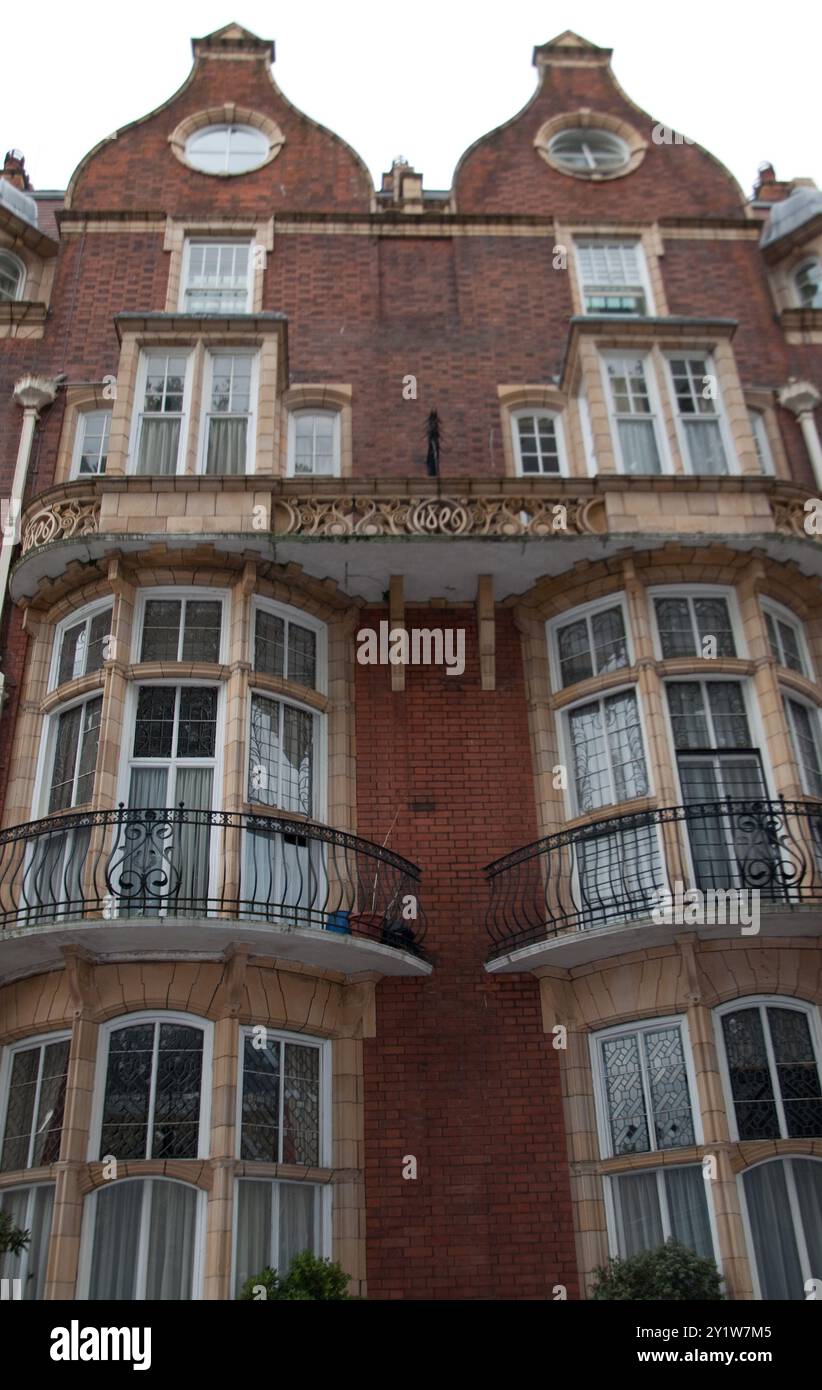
left=4, top=0, right=819, bottom=197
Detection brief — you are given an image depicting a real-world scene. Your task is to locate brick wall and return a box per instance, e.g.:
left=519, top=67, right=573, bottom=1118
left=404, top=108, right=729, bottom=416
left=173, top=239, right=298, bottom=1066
left=355, top=608, right=579, bottom=1298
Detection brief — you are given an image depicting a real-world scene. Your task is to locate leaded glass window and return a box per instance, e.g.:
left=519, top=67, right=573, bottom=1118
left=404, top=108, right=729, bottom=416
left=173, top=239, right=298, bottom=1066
left=48, top=696, right=102, bottom=811
left=239, top=1031, right=321, bottom=1165
left=98, top=1020, right=205, bottom=1160
left=253, top=606, right=318, bottom=688
left=139, top=598, right=222, bottom=663
left=784, top=697, right=822, bottom=798
left=763, top=607, right=806, bottom=675
left=132, top=686, right=217, bottom=761
left=567, top=690, right=647, bottom=812
left=55, top=606, right=112, bottom=687
left=248, top=694, right=315, bottom=816
left=600, top=1023, right=695, bottom=1156
left=1, top=1037, right=70, bottom=1171
left=721, top=1004, right=822, bottom=1141
left=653, top=595, right=736, bottom=659
left=555, top=604, right=629, bottom=688
left=666, top=681, right=751, bottom=751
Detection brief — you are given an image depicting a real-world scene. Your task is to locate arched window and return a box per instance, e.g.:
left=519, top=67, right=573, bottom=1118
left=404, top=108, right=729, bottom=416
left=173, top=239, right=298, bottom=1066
left=83, top=1177, right=203, bottom=1300
left=0, top=249, right=25, bottom=302
left=794, top=258, right=822, bottom=309
left=742, top=1158, right=822, bottom=1299
left=0, top=1033, right=70, bottom=1171
left=549, top=128, right=628, bottom=174
left=93, top=1014, right=211, bottom=1161
left=717, top=999, right=822, bottom=1141
left=185, top=124, right=269, bottom=175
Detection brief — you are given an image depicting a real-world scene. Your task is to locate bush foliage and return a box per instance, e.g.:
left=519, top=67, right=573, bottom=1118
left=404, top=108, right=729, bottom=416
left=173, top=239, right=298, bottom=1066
left=591, top=1239, right=724, bottom=1301
left=239, top=1251, right=352, bottom=1301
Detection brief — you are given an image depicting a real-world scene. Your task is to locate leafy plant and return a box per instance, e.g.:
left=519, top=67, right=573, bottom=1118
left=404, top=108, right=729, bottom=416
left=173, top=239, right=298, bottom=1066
left=591, top=1239, right=724, bottom=1301
left=0, top=1209, right=29, bottom=1257
left=239, top=1251, right=352, bottom=1301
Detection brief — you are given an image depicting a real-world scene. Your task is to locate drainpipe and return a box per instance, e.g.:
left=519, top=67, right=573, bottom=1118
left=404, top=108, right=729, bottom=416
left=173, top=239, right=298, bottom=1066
left=0, top=373, right=60, bottom=708
left=778, top=379, right=822, bottom=492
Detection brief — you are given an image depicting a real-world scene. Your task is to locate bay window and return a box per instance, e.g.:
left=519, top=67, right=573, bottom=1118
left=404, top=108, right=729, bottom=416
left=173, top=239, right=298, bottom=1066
left=566, top=689, right=648, bottom=813
left=668, top=355, right=730, bottom=475
left=652, top=591, right=737, bottom=660
left=201, top=351, right=255, bottom=474
left=0, top=1034, right=70, bottom=1171
left=762, top=602, right=808, bottom=676
left=52, top=603, right=112, bottom=689
left=94, top=1015, right=209, bottom=1161
left=0, top=1185, right=54, bottom=1299
left=44, top=695, right=102, bottom=812
left=84, top=1178, right=202, bottom=1300
left=742, top=1159, right=822, bottom=1300
left=794, top=258, right=822, bottom=310
left=718, top=1000, right=822, bottom=1141
left=784, top=696, right=822, bottom=797
left=252, top=602, right=320, bottom=689
left=603, top=355, right=663, bottom=474
left=136, top=593, right=224, bottom=664
left=235, top=1179, right=324, bottom=1294
left=248, top=694, right=317, bottom=817
left=552, top=600, right=630, bottom=689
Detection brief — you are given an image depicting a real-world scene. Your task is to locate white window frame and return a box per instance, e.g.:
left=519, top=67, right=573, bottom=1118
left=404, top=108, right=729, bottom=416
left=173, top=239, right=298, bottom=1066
left=250, top=597, right=328, bottom=695
left=739, top=1156, right=822, bottom=1301
left=761, top=598, right=812, bottom=679
left=783, top=691, right=822, bottom=797
left=648, top=584, right=745, bottom=663
left=180, top=239, right=253, bottom=314
left=600, top=350, right=670, bottom=475
left=132, top=587, right=230, bottom=666
left=794, top=257, right=822, bottom=311
left=127, top=349, right=194, bottom=477
left=549, top=128, right=628, bottom=174
left=184, top=124, right=269, bottom=177
left=590, top=1014, right=704, bottom=1159
left=49, top=598, right=114, bottom=692
left=246, top=688, right=326, bottom=822
left=557, top=681, right=653, bottom=819
left=286, top=409, right=341, bottom=478
left=577, top=388, right=598, bottom=476
left=603, top=1163, right=720, bottom=1266
left=665, top=352, right=738, bottom=476
left=573, top=237, right=654, bottom=317
left=547, top=593, right=633, bottom=695
left=509, top=408, right=567, bottom=477
left=747, top=407, right=775, bottom=475
left=76, top=1176, right=207, bottom=1301
left=0, top=1182, right=55, bottom=1299
left=0, top=249, right=26, bottom=302
left=0, top=1030, right=71, bottom=1171
left=231, top=1178, right=332, bottom=1290
left=88, top=1010, right=214, bottom=1163
left=663, top=674, right=774, bottom=793
left=196, top=349, right=258, bottom=475
left=236, top=1027, right=332, bottom=1167
left=714, top=996, right=822, bottom=1144
left=70, top=407, right=112, bottom=479
left=32, top=690, right=104, bottom=818
left=116, top=678, right=225, bottom=814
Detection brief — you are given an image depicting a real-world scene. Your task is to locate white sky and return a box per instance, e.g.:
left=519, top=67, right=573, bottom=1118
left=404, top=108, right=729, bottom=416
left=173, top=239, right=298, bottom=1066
left=3, top=0, right=819, bottom=197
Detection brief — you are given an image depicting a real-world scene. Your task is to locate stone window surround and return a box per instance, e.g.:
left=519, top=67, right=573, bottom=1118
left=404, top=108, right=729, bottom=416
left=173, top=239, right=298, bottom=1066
left=282, top=385, right=354, bottom=478
left=3, top=564, right=356, bottom=838
left=513, top=552, right=822, bottom=848
left=0, top=220, right=56, bottom=338
left=743, top=387, right=790, bottom=480
left=536, top=950, right=822, bottom=1299
left=564, top=322, right=761, bottom=478
left=558, top=223, right=668, bottom=318
left=766, top=231, right=822, bottom=314
left=0, top=956, right=372, bottom=1299
left=167, top=106, right=285, bottom=178
left=54, top=387, right=116, bottom=486
left=534, top=110, right=648, bottom=183
left=163, top=215, right=274, bottom=314
left=102, top=324, right=282, bottom=480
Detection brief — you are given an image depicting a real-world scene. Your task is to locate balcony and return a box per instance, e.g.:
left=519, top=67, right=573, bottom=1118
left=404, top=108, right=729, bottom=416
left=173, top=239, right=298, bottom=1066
left=0, top=807, right=429, bottom=980
left=484, top=798, right=822, bottom=971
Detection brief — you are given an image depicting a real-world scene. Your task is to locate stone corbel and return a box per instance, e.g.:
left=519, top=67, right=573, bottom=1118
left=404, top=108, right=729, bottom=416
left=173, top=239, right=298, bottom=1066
left=340, top=974, right=379, bottom=1038
left=61, top=945, right=101, bottom=1018
left=219, top=943, right=252, bottom=1017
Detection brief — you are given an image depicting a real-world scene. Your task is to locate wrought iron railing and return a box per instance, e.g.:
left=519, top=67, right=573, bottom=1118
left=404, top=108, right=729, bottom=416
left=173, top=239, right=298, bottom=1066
left=0, top=806, right=426, bottom=958
left=485, top=798, right=822, bottom=959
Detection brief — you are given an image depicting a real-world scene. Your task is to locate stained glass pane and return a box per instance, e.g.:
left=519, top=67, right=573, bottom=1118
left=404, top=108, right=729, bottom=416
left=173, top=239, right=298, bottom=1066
left=282, top=706, right=314, bottom=817
left=1, top=1047, right=39, bottom=1170
left=100, top=1023, right=154, bottom=1159
left=48, top=705, right=82, bottom=812
left=694, top=599, right=735, bottom=657
left=288, top=624, right=317, bottom=688
left=141, top=601, right=182, bottom=661
left=722, top=1009, right=779, bottom=1140
left=254, top=610, right=285, bottom=676
left=644, top=1028, right=695, bottom=1149
left=282, top=1044, right=320, bottom=1165
left=558, top=617, right=592, bottom=687
left=768, top=1008, right=822, bottom=1138
left=667, top=683, right=709, bottom=749
left=592, top=607, right=628, bottom=674
left=602, top=1033, right=650, bottom=1154
left=655, top=598, right=695, bottom=657
left=31, top=1039, right=70, bottom=1166
left=249, top=694, right=280, bottom=805
left=151, top=1024, right=203, bottom=1159
left=605, top=692, right=648, bottom=802
left=181, top=601, right=221, bottom=662
left=241, top=1036, right=281, bottom=1161
left=57, top=621, right=87, bottom=685
left=133, top=687, right=176, bottom=758
left=87, top=610, right=112, bottom=673
left=176, top=688, right=217, bottom=758
left=707, top=682, right=751, bottom=747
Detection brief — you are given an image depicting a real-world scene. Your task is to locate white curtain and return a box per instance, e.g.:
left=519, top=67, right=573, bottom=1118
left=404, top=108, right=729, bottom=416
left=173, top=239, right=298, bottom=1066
left=793, top=1160, right=822, bottom=1289
left=612, top=1170, right=663, bottom=1257
left=617, top=419, right=661, bottom=474
left=175, top=767, right=213, bottom=913
left=145, top=1181, right=197, bottom=1299
left=684, top=419, right=727, bottom=474
left=279, top=1183, right=316, bottom=1272
left=235, top=1180, right=272, bottom=1294
left=612, top=1166, right=711, bottom=1262
left=665, top=1166, right=713, bottom=1258
left=137, top=418, right=180, bottom=475
left=88, top=1182, right=142, bottom=1299
left=206, top=417, right=247, bottom=474
left=0, top=1186, right=53, bottom=1299
left=743, top=1161, right=803, bottom=1299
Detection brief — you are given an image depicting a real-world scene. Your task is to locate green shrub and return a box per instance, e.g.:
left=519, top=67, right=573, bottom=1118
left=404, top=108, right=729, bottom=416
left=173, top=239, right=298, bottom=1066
left=591, top=1239, right=724, bottom=1301
left=239, top=1251, right=352, bottom=1301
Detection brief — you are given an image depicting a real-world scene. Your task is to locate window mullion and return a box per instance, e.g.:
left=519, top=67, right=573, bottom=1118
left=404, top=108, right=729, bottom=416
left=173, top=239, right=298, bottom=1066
left=277, top=1039, right=285, bottom=1165
left=146, top=1023, right=161, bottom=1158
left=135, top=1180, right=152, bottom=1298
left=26, top=1046, right=47, bottom=1169
left=783, top=1159, right=812, bottom=1285
left=636, top=1027, right=657, bottom=1152
left=272, top=1178, right=280, bottom=1272
left=762, top=1006, right=789, bottom=1137
left=656, top=1167, right=671, bottom=1239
